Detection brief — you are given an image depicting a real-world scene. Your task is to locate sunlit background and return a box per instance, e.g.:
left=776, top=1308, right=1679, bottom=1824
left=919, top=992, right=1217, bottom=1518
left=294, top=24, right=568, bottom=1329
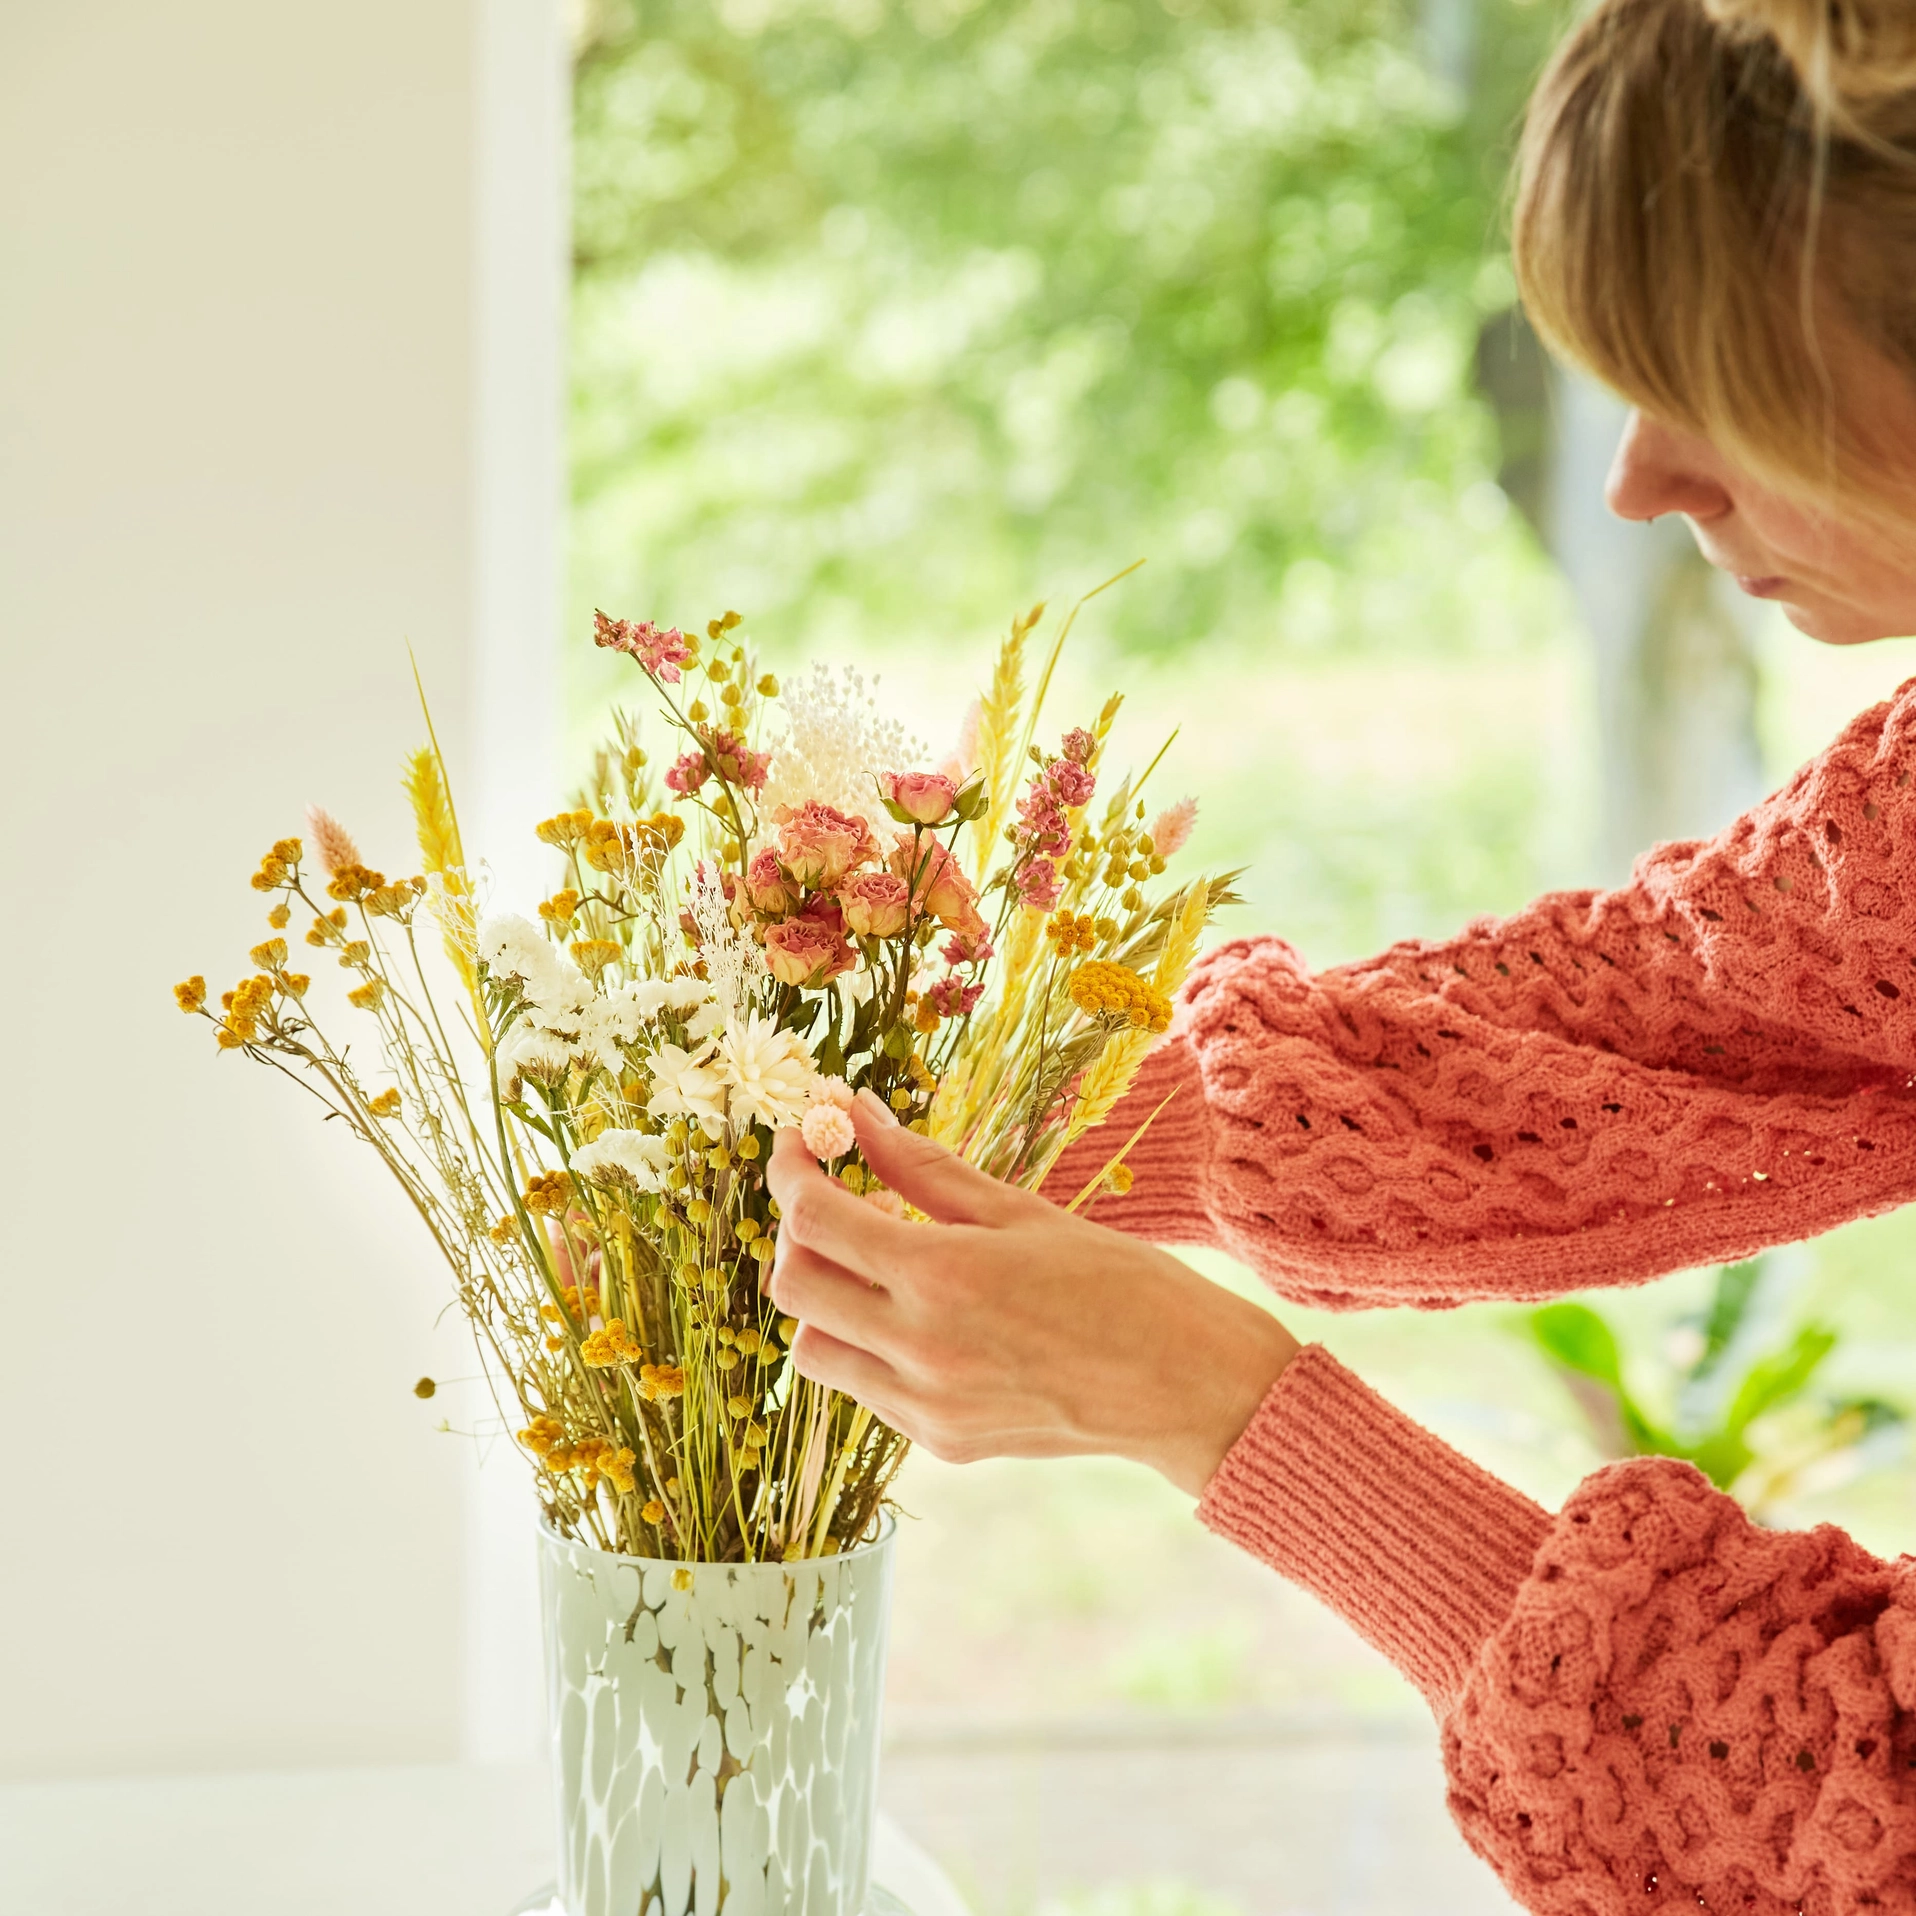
left=561, top=3, right=1916, bottom=1910
left=5, top=4, right=1914, bottom=1913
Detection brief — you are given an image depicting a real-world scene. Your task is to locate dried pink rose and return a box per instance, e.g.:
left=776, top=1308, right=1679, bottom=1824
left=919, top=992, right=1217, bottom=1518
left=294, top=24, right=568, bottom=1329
left=891, top=835, right=987, bottom=937
left=941, top=927, right=994, bottom=967
left=763, top=898, right=853, bottom=986
left=839, top=870, right=911, bottom=938
left=775, top=801, right=877, bottom=891
left=746, top=848, right=798, bottom=918
left=800, top=1102, right=857, bottom=1161
left=1060, top=727, right=1097, bottom=766
left=881, top=770, right=959, bottom=825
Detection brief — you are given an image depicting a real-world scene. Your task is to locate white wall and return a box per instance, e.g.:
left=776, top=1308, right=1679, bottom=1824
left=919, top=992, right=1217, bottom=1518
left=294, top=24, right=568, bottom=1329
left=0, top=2, right=563, bottom=1778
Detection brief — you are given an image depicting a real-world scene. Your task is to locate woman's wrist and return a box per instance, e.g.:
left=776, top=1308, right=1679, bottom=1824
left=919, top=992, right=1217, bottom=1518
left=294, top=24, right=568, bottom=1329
left=1121, top=1259, right=1301, bottom=1497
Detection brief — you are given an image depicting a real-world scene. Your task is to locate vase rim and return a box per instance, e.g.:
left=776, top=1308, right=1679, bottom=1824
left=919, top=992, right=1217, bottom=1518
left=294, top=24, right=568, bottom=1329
left=535, top=1506, right=896, bottom=1572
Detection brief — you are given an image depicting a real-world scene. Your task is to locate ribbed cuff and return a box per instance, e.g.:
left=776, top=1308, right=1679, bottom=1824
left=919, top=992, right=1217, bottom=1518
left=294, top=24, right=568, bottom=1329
left=1198, top=1345, right=1551, bottom=1710
left=1046, top=1034, right=1216, bottom=1243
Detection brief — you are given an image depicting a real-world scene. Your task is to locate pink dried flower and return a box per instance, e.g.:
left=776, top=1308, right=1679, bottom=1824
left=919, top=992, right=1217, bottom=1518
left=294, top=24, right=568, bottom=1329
left=746, top=848, right=798, bottom=918
left=800, top=1102, right=857, bottom=1161
left=941, top=928, right=993, bottom=967
left=1060, top=727, right=1097, bottom=766
left=1016, top=859, right=1062, bottom=913
left=593, top=612, right=692, bottom=684
left=810, top=1076, right=855, bottom=1112
left=776, top=801, right=878, bottom=891
left=863, top=1187, right=905, bottom=1217
left=707, top=729, right=771, bottom=794
left=665, top=747, right=711, bottom=796
left=891, top=835, right=987, bottom=937
left=1016, top=787, right=1070, bottom=856
left=927, top=976, right=984, bottom=1019
left=880, top=770, right=959, bottom=825
left=763, top=898, right=853, bottom=986
left=303, top=804, right=362, bottom=878
left=1149, top=797, right=1197, bottom=858
left=1049, top=759, right=1096, bottom=810
left=839, top=870, right=911, bottom=938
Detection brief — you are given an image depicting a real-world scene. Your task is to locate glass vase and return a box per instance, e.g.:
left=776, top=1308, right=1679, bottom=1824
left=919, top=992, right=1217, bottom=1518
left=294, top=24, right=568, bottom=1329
left=535, top=1517, right=896, bottom=1916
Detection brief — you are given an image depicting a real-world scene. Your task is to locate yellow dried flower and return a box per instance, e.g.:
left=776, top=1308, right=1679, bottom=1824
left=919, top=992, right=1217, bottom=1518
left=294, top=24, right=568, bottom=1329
left=174, top=976, right=207, bottom=1013
left=538, top=889, right=581, bottom=927
left=1067, top=960, right=1171, bottom=1035
left=752, top=1236, right=776, bottom=1265
left=1046, top=911, right=1098, bottom=956
left=580, top=1319, right=643, bottom=1367
left=726, top=1394, right=751, bottom=1418
left=368, top=1088, right=402, bottom=1118
left=535, top=810, right=594, bottom=849
left=570, top=939, right=622, bottom=975
left=363, top=878, right=426, bottom=918
left=338, top=940, right=371, bottom=968
left=306, top=908, right=348, bottom=948
left=639, top=1363, right=686, bottom=1400
left=604, top=1447, right=637, bottom=1495
left=642, top=1499, right=666, bottom=1526
left=1102, top=1163, right=1135, bottom=1196
left=249, top=938, right=289, bottom=970
left=284, top=973, right=310, bottom=997
left=672, top=1568, right=694, bottom=1592
left=267, top=901, right=291, bottom=930
left=735, top=1327, right=761, bottom=1353
left=347, top=979, right=385, bottom=1012
left=488, top=1215, right=516, bottom=1246
left=522, top=1171, right=571, bottom=1216
left=757, top=674, right=779, bottom=698
left=325, top=861, right=386, bottom=903
left=518, top=1414, right=563, bottom=1457
left=687, top=700, right=709, bottom=723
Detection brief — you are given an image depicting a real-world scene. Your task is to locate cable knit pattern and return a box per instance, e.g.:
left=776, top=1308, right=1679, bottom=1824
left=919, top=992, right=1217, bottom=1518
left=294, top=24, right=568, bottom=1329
left=1043, top=692, right=1916, bottom=1912
left=1057, top=681, right=1916, bottom=1309
left=1447, top=1460, right=1916, bottom=1914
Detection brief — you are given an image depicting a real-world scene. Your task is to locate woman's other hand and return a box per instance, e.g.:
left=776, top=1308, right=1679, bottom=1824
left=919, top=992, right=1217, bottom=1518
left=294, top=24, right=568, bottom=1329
left=764, top=1091, right=1299, bottom=1497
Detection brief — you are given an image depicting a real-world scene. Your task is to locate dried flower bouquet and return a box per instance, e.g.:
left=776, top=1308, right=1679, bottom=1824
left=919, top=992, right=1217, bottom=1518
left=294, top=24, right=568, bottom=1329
left=178, top=592, right=1229, bottom=1564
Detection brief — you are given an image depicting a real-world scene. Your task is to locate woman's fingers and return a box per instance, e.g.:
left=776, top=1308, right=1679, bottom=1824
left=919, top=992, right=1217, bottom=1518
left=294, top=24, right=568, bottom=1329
left=769, top=1240, right=898, bottom=1351
left=767, top=1126, right=922, bottom=1281
left=850, top=1091, right=1027, bottom=1227
left=787, top=1321, right=913, bottom=1420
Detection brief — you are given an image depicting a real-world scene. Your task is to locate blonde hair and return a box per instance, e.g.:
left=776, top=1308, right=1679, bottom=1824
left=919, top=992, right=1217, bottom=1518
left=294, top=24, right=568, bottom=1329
left=1512, top=0, right=1916, bottom=503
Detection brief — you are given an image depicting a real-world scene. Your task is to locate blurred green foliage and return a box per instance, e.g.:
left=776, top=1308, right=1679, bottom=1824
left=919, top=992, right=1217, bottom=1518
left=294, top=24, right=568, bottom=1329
left=570, top=0, right=1570, bottom=669
left=1527, top=1258, right=1905, bottom=1519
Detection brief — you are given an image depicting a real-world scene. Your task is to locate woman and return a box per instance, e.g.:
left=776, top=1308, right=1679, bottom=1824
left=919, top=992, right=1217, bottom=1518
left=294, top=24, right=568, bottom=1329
left=767, top=0, right=1916, bottom=1907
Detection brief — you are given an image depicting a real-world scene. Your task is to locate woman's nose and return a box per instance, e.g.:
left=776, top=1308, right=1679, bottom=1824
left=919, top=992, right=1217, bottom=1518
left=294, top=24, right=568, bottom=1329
left=1604, top=410, right=1734, bottom=523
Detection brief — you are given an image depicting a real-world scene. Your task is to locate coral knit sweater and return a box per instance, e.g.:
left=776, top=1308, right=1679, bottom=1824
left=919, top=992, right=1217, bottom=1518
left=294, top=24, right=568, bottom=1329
left=1054, top=684, right=1916, bottom=1914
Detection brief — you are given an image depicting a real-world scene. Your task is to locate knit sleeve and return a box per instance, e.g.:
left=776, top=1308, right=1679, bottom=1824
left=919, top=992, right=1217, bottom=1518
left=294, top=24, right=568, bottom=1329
left=1060, top=680, right=1916, bottom=1307
left=1198, top=1347, right=1916, bottom=1916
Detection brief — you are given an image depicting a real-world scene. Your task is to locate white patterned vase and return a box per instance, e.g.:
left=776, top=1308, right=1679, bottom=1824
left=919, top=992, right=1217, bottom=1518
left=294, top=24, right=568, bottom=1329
left=537, top=1519, right=897, bottom=1916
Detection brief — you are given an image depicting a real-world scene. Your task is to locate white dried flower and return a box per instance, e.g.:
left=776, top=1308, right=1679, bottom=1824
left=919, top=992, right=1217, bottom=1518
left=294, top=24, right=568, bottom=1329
left=645, top=1039, right=727, bottom=1138
left=714, top=1013, right=816, bottom=1131
left=759, top=664, right=925, bottom=823
left=571, top=1128, right=671, bottom=1193
left=478, top=914, right=556, bottom=990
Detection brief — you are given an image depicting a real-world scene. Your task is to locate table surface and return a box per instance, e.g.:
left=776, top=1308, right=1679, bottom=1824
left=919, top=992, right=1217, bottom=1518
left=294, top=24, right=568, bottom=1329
left=0, top=1762, right=968, bottom=1916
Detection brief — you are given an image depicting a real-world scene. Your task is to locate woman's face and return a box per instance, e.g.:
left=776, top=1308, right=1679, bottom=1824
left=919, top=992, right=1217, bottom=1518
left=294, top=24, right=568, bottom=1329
left=1604, top=371, right=1916, bottom=645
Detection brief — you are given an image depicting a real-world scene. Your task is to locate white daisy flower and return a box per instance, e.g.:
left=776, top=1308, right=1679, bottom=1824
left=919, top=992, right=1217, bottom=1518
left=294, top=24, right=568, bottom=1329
left=645, top=1039, right=727, bottom=1138
left=714, top=1014, right=816, bottom=1132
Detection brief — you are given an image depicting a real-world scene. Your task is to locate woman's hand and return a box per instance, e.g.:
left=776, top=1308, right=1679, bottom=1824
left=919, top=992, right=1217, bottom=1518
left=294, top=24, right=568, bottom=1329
left=764, top=1091, right=1300, bottom=1497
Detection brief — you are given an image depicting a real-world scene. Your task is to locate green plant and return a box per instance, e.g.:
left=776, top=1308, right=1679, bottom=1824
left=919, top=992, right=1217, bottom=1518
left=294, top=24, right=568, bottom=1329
left=1526, top=1257, right=1904, bottom=1518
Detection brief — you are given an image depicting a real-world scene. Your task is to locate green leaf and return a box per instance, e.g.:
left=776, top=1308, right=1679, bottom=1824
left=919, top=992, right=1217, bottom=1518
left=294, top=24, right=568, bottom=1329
left=1722, top=1324, right=1836, bottom=1437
